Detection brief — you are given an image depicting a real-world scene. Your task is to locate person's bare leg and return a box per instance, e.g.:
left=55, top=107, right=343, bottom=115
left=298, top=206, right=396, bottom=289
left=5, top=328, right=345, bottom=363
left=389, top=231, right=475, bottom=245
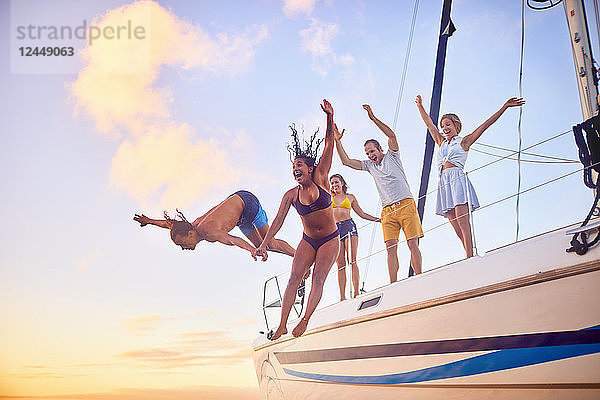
left=406, top=238, right=422, bottom=275
left=292, top=237, right=339, bottom=337
left=385, top=239, right=399, bottom=283
left=454, top=204, right=474, bottom=258
left=349, top=236, right=360, bottom=297
left=445, top=209, right=465, bottom=250
left=270, top=240, right=315, bottom=340
left=335, top=240, right=347, bottom=301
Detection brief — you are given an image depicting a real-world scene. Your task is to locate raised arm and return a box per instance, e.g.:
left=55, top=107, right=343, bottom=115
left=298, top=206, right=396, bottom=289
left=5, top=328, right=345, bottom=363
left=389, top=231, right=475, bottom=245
left=204, top=230, right=260, bottom=261
left=254, top=189, right=295, bottom=261
left=461, top=97, right=525, bottom=151
left=415, top=95, right=444, bottom=146
left=363, top=104, right=398, bottom=151
left=349, top=194, right=380, bottom=222
left=314, top=99, right=335, bottom=187
left=133, top=213, right=172, bottom=229
left=334, top=124, right=362, bottom=170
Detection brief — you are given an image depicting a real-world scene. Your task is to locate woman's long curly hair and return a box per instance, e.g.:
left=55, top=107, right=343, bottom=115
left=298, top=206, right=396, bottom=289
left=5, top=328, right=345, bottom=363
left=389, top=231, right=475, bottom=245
left=164, top=209, right=195, bottom=241
left=287, top=124, right=323, bottom=176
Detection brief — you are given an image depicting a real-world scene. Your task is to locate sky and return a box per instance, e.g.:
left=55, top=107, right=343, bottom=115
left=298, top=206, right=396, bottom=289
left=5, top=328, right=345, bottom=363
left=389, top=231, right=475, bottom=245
left=1, top=0, right=598, bottom=399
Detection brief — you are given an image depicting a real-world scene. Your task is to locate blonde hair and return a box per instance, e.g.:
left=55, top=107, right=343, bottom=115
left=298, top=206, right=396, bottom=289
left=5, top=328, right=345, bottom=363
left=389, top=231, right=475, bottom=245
left=440, top=113, right=462, bottom=134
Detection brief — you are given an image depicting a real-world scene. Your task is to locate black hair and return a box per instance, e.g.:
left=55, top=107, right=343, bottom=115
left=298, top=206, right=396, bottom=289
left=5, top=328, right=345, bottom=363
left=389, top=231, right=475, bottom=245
left=164, top=209, right=195, bottom=241
left=287, top=124, right=323, bottom=174
left=330, top=173, right=348, bottom=194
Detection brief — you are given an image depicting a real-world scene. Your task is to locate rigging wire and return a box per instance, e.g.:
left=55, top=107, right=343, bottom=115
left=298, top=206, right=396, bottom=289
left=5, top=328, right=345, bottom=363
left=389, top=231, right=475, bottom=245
left=516, top=0, right=526, bottom=242
left=473, top=142, right=578, bottom=162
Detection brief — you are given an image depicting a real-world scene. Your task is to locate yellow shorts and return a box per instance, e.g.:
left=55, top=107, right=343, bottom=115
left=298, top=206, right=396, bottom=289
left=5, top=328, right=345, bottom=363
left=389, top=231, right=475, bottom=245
left=381, top=198, right=424, bottom=243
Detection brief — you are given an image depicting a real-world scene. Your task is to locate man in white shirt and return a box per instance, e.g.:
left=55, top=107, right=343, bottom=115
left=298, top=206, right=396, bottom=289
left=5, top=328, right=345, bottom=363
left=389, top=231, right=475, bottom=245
left=334, top=104, right=423, bottom=282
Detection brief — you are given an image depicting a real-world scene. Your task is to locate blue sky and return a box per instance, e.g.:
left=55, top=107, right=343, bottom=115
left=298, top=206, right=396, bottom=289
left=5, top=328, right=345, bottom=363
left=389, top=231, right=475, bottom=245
left=1, top=0, right=597, bottom=398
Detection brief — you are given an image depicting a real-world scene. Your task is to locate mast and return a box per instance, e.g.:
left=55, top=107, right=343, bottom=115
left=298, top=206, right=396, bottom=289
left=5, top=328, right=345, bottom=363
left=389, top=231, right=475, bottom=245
left=563, top=0, right=599, bottom=185
left=563, top=0, right=599, bottom=120
left=416, top=0, right=454, bottom=221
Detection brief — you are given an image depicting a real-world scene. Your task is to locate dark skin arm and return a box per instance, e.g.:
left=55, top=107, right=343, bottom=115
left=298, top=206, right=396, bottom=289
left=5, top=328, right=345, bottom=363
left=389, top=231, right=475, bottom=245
left=314, top=99, right=335, bottom=188
left=254, top=188, right=295, bottom=261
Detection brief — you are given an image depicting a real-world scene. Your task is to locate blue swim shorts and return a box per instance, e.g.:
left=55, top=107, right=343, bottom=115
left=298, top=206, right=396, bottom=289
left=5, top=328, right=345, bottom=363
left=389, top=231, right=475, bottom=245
left=336, top=218, right=358, bottom=242
left=233, top=190, right=268, bottom=236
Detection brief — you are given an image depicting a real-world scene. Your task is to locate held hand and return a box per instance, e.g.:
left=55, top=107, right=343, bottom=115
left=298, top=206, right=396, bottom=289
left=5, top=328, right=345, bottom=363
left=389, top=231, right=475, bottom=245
left=321, top=99, right=334, bottom=116
left=333, top=123, right=345, bottom=141
left=503, top=97, right=525, bottom=109
left=133, top=213, right=150, bottom=227
left=254, top=246, right=268, bottom=262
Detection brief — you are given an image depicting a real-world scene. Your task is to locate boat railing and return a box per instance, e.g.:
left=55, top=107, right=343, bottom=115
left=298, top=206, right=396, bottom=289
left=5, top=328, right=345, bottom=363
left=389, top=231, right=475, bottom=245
left=260, top=126, right=599, bottom=331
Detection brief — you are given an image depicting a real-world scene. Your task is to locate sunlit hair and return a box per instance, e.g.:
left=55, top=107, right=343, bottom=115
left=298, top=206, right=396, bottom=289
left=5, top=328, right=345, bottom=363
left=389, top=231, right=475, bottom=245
left=287, top=124, right=323, bottom=177
left=440, top=113, right=462, bottom=134
left=330, top=173, right=348, bottom=194
left=164, top=209, right=195, bottom=241
left=364, top=138, right=382, bottom=150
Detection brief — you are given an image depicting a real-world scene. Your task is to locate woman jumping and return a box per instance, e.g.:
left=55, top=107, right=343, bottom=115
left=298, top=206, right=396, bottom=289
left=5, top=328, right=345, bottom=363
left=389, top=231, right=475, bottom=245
left=330, top=173, right=379, bottom=301
left=415, top=95, right=525, bottom=257
left=133, top=190, right=295, bottom=259
left=255, top=99, right=339, bottom=340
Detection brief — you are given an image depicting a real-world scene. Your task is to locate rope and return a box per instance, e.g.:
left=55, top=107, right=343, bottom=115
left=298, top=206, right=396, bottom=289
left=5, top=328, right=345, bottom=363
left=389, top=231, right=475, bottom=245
left=472, top=142, right=578, bottom=163
left=471, top=148, right=578, bottom=164
left=516, top=0, right=525, bottom=242
left=392, top=0, right=420, bottom=129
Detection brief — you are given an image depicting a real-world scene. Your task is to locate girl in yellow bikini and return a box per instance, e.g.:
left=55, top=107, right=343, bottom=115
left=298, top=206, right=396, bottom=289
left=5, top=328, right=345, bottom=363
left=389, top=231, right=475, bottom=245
left=330, top=173, right=380, bottom=301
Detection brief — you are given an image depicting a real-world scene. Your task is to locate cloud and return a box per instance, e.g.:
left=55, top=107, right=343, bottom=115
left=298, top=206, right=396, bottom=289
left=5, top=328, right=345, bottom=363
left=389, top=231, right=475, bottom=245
left=75, top=248, right=102, bottom=271
left=116, top=330, right=250, bottom=368
left=110, top=123, right=239, bottom=207
left=299, top=18, right=353, bottom=76
left=121, top=314, right=167, bottom=334
left=70, top=0, right=268, bottom=207
left=283, top=0, right=318, bottom=16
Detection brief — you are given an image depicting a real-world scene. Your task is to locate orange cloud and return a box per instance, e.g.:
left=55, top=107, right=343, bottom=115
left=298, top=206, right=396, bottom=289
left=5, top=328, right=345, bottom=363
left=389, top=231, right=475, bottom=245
left=120, top=314, right=167, bottom=334
left=71, top=0, right=268, bottom=207
left=116, top=330, right=250, bottom=369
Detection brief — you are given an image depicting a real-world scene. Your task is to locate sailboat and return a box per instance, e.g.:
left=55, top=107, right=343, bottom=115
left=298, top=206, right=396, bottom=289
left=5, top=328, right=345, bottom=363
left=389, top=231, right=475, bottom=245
left=251, top=1, right=600, bottom=398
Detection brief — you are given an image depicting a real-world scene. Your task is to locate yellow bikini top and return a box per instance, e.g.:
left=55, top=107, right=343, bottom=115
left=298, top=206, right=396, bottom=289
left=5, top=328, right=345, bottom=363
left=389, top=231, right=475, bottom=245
left=331, top=195, right=351, bottom=209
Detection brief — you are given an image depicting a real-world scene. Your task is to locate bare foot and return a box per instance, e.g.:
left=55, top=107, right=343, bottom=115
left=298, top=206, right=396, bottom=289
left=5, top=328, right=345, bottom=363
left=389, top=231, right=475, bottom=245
left=340, top=296, right=346, bottom=301
left=269, top=326, right=287, bottom=341
left=292, top=318, right=309, bottom=337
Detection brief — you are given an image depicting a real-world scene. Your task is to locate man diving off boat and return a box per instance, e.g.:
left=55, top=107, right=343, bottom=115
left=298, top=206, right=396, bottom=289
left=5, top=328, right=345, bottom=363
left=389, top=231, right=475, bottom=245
left=335, top=104, right=424, bottom=281
left=133, top=190, right=295, bottom=259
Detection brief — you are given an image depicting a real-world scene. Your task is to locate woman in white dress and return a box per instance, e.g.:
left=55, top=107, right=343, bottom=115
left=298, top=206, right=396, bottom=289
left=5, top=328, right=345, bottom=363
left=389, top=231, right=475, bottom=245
left=415, top=95, right=524, bottom=258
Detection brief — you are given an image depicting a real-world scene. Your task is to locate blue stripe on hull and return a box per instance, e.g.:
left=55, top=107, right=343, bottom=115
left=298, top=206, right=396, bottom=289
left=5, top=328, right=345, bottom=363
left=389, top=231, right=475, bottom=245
left=283, top=343, right=600, bottom=384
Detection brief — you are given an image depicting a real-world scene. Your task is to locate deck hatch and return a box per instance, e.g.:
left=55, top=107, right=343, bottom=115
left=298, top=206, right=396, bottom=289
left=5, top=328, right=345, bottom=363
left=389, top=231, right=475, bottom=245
left=358, top=295, right=382, bottom=310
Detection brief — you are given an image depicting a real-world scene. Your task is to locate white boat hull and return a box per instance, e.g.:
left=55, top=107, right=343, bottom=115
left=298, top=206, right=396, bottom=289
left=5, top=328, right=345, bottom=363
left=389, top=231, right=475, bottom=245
left=252, top=224, right=600, bottom=399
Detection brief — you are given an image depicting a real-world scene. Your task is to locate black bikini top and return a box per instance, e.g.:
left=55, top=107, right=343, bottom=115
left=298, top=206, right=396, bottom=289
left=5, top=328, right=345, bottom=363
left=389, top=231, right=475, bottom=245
left=293, top=185, right=332, bottom=216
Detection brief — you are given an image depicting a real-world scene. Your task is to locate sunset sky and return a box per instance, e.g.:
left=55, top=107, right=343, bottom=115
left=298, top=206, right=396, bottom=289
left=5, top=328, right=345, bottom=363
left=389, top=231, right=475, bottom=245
left=1, top=0, right=597, bottom=399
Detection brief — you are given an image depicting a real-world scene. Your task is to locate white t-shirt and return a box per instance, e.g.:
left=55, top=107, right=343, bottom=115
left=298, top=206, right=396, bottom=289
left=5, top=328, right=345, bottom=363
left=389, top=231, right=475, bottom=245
left=361, top=149, right=413, bottom=207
